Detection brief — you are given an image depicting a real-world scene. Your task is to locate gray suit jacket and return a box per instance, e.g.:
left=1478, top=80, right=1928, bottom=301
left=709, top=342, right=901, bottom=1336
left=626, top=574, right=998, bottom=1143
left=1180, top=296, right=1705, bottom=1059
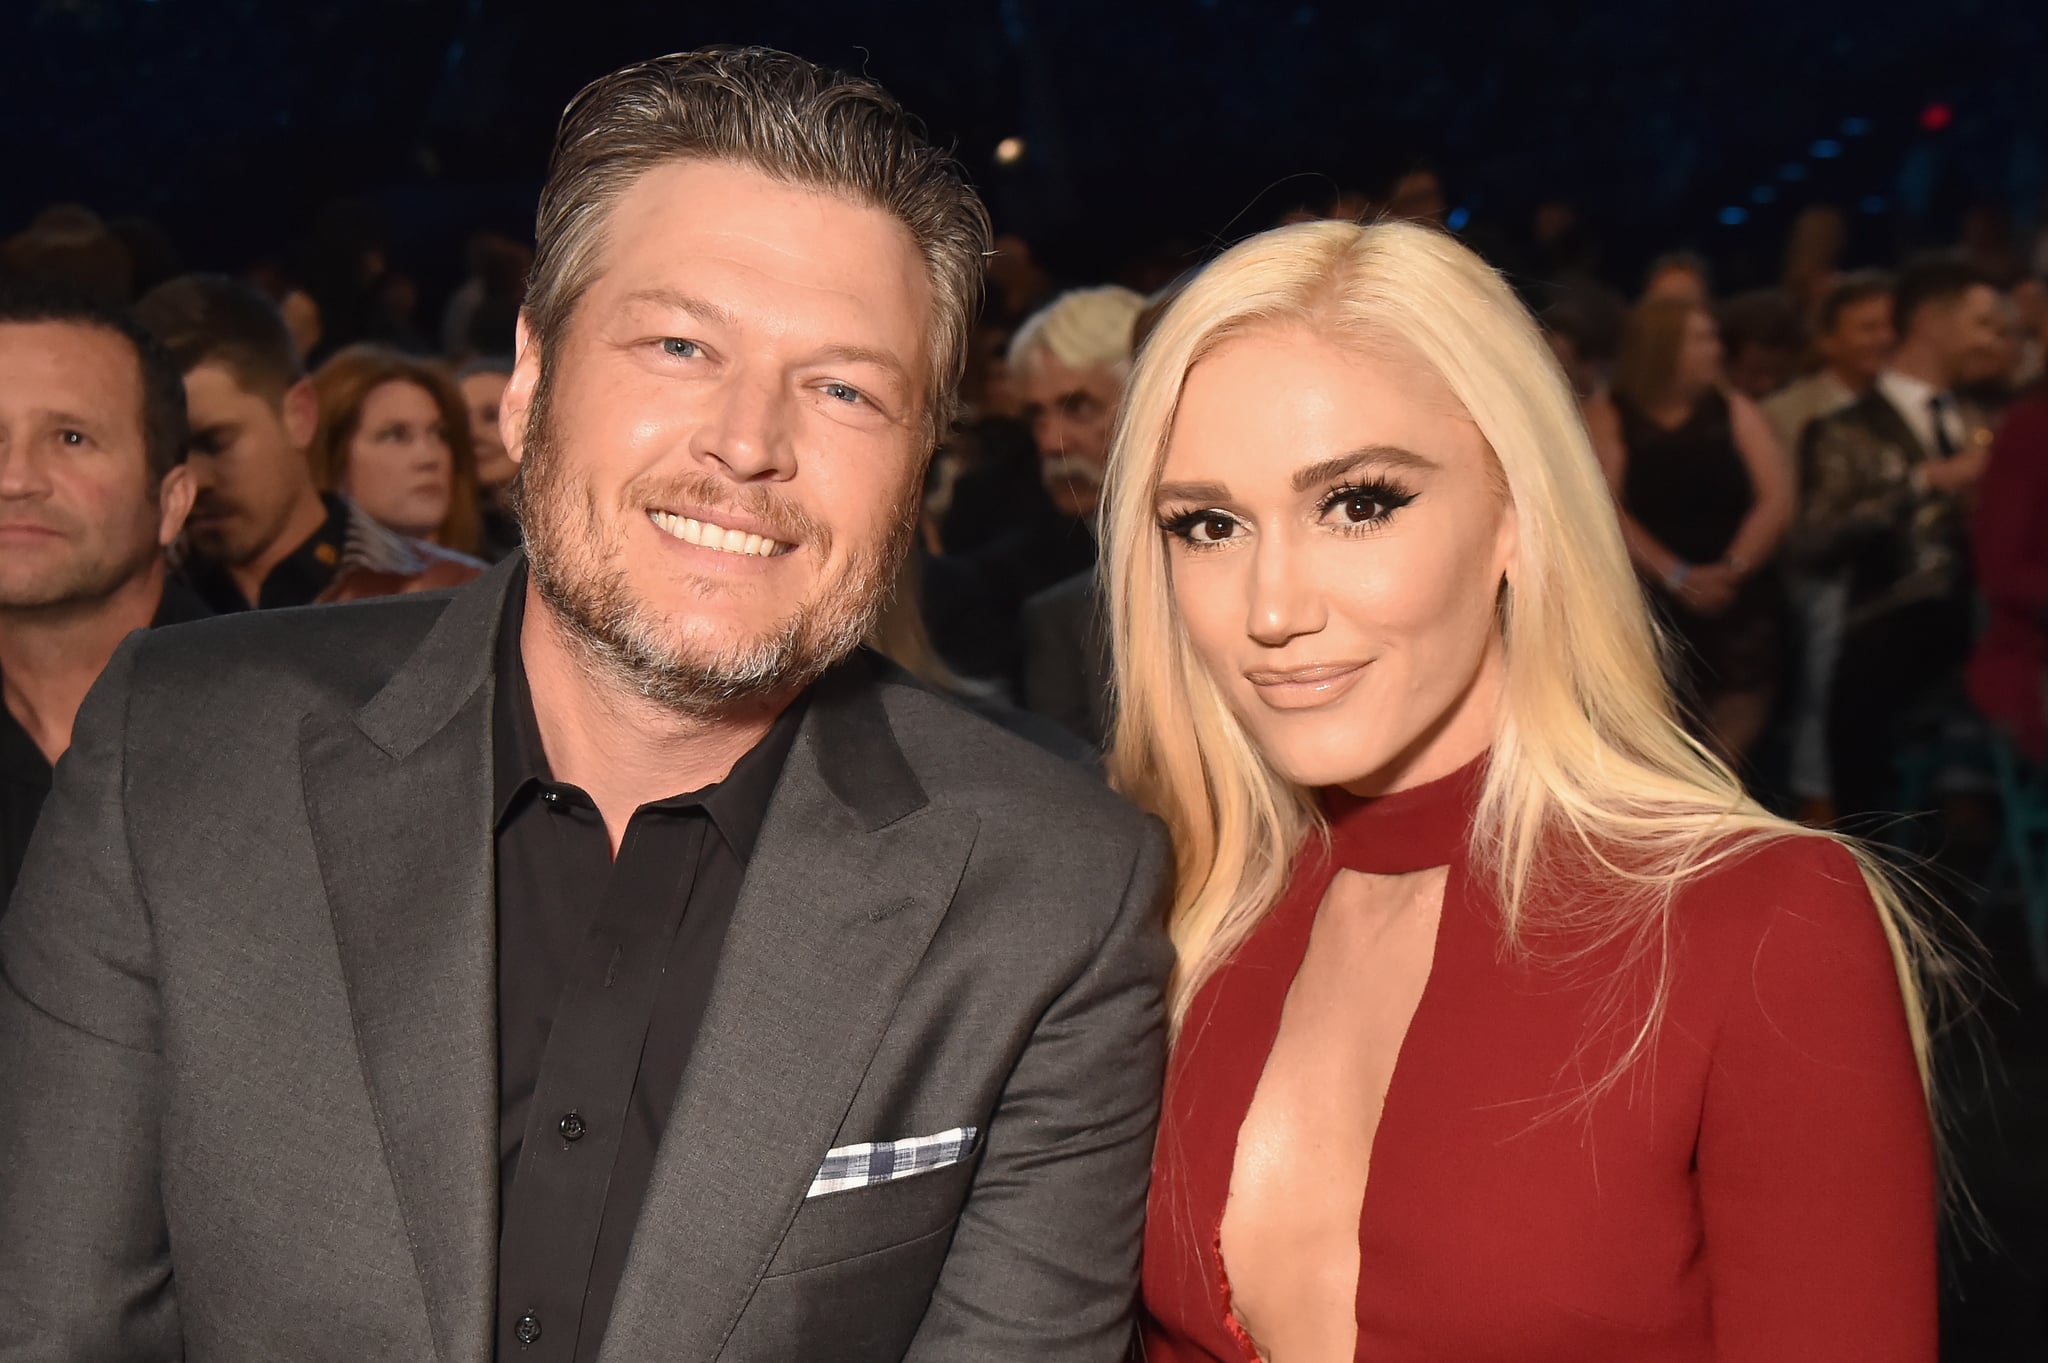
left=0, top=559, right=1171, bottom=1363
left=1020, top=570, right=1112, bottom=751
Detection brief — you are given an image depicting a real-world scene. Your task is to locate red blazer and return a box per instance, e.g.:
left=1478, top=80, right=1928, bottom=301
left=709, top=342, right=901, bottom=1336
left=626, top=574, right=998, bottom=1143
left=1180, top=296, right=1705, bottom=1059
left=1140, top=759, right=1935, bottom=1363
left=1969, top=394, right=2048, bottom=759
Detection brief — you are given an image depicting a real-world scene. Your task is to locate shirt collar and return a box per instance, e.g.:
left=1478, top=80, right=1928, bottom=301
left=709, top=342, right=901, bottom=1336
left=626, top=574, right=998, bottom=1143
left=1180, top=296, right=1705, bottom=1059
left=1877, top=368, right=1942, bottom=414
left=490, top=565, right=807, bottom=861
left=183, top=492, right=350, bottom=613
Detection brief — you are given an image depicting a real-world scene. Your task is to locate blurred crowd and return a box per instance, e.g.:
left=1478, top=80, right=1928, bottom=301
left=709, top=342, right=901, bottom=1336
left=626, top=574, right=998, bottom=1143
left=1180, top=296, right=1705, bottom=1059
left=4, top=178, right=2048, bottom=915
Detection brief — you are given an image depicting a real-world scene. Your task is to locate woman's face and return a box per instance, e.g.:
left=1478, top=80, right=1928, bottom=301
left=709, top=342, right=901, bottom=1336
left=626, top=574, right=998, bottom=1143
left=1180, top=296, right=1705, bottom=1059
left=1155, top=325, right=1515, bottom=795
left=1676, top=308, right=1724, bottom=395
left=341, top=379, right=453, bottom=541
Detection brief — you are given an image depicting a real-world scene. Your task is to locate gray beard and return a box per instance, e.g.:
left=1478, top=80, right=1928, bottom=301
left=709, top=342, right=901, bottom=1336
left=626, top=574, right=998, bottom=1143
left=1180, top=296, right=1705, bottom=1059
left=512, top=368, right=916, bottom=718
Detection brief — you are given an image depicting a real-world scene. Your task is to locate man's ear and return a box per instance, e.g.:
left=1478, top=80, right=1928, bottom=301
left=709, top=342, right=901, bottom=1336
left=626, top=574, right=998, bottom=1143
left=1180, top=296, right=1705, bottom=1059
left=281, top=376, right=320, bottom=451
left=502, top=314, right=541, bottom=468
left=155, top=463, right=198, bottom=548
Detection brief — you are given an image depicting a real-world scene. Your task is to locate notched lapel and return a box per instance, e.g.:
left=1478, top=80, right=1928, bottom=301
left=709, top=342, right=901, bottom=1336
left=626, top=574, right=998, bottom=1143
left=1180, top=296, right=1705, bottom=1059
left=602, top=666, right=981, bottom=1363
left=299, top=564, right=516, bottom=1363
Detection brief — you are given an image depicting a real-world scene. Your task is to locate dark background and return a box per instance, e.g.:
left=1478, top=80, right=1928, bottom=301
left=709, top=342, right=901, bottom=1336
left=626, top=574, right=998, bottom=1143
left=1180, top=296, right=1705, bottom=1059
left=4, top=0, right=2045, bottom=300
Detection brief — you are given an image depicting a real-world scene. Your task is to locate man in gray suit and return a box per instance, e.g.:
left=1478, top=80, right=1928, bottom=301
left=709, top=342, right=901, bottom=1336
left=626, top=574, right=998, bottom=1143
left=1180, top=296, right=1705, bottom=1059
left=0, top=49, right=1170, bottom=1363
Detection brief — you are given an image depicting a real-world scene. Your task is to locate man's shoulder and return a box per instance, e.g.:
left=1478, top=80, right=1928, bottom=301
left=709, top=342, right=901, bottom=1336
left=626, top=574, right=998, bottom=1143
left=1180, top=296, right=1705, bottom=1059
left=871, top=669, right=1144, bottom=844
left=128, top=592, right=455, bottom=715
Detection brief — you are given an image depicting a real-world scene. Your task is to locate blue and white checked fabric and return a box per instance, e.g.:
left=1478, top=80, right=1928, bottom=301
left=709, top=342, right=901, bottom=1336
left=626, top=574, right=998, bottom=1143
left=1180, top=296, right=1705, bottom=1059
left=806, top=1126, right=979, bottom=1199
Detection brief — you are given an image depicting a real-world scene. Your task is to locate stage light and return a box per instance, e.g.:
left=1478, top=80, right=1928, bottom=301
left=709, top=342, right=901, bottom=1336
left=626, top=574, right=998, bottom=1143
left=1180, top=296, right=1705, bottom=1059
left=1841, top=116, right=1872, bottom=136
left=995, top=137, right=1027, bottom=166
left=1719, top=206, right=1748, bottom=227
left=1446, top=206, right=1471, bottom=231
left=1920, top=102, right=1953, bottom=131
left=1751, top=185, right=1777, bottom=205
left=1780, top=163, right=1808, bottom=182
left=1810, top=139, right=1843, bottom=160
left=1860, top=195, right=1890, bottom=215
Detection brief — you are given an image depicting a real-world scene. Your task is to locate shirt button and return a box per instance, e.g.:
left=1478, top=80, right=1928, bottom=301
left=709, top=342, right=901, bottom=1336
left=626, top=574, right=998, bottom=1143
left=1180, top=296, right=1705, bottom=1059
left=558, top=1111, right=586, bottom=1141
left=540, top=789, right=561, bottom=805
left=515, top=1312, right=542, bottom=1345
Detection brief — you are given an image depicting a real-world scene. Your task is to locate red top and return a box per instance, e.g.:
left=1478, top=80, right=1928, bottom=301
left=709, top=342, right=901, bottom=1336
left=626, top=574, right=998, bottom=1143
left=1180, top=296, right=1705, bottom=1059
left=1968, top=393, right=2048, bottom=759
left=1140, top=757, right=1936, bottom=1363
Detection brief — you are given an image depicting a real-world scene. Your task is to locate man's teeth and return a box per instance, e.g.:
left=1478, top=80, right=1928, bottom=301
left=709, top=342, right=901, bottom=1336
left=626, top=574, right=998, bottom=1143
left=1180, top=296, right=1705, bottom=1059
left=649, top=510, right=785, bottom=558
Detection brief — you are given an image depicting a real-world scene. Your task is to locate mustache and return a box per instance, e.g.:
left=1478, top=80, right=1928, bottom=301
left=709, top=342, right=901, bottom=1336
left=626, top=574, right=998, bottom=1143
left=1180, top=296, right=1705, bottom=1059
left=627, top=470, right=828, bottom=552
left=1041, top=456, right=1104, bottom=489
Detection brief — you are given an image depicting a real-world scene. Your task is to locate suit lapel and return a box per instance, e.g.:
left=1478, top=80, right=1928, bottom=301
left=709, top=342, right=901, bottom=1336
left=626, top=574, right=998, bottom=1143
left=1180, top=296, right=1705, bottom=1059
left=1866, top=389, right=1933, bottom=463
left=301, top=558, right=522, bottom=1363
left=601, top=661, right=980, bottom=1363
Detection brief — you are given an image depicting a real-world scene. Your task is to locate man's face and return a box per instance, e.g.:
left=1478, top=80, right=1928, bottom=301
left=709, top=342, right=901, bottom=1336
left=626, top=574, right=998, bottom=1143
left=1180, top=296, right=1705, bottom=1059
left=1016, top=350, right=1124, bottom=519
left=1818, top=294, right=1894, bottom=386
left=0, top=322, right=190, bottom=610
left=180, top=363, right=318, bottom=567
left=1929, top=284, right=2007, bottom=387
left=502, top=158, right=933, bottom=716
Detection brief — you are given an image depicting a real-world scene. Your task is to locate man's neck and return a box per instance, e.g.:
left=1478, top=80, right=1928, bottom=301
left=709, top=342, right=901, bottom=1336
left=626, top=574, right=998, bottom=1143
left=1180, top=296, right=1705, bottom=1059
left=233, top=486, right=330, bottom=607
left=517, top=580, right=793, bottom=852
left=1886, top=344, right=1950, bottom=393
left=0, top=562, right=166, bottom=765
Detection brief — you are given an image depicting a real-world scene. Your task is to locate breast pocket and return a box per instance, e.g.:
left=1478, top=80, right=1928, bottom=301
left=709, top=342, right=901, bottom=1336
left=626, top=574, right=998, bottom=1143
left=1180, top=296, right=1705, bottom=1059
left=766, top=1141, right=984, bottom=1278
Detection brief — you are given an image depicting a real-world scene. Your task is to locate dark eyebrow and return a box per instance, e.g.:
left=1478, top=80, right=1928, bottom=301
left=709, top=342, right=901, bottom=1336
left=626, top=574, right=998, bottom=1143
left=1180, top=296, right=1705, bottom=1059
left=1292, top=445, right=1439, bottom=492
left=1154, top=479, right=1233, bottom=506
left=616, top=287, right=739, bottom=327
left=43, top=409, right=103, bottom=431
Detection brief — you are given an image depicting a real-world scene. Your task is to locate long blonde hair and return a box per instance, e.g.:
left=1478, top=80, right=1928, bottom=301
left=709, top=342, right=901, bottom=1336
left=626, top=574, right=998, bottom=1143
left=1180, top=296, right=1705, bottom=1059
left=1102, top=219, right=1942, bottom=1103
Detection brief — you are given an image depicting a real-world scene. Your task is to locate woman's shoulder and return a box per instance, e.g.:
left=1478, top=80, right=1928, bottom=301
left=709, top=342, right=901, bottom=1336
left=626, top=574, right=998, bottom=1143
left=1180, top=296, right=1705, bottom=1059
left=1665, top=832, right=1907, bottom=1033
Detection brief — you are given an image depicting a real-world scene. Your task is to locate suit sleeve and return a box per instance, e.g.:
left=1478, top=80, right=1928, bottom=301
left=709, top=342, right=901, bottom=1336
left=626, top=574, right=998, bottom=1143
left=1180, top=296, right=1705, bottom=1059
left=1694, top=842, right=1936, bottom=1362
left=0, top=636, right=181, bottom=1361
left=1020, top=592, right=1097, bottom=747
left=905, top=820, right=1172, bottom=1363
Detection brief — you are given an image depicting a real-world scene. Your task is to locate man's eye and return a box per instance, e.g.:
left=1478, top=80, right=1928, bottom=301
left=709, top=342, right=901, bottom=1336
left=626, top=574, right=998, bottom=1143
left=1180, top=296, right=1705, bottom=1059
left=821, top=382, right=864, bottom=405
left=58, top=429, right=86, bottom=446
left=660, top=338, right=700, bottom=359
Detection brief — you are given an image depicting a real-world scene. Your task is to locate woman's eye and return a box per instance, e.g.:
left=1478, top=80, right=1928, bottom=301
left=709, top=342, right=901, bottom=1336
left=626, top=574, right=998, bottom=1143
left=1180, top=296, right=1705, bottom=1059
left=1186, top=513, right=1239, bottom=544
left=660, top=338, right=700, bottom=359
left=1334, top=492, right=1387, bottom=523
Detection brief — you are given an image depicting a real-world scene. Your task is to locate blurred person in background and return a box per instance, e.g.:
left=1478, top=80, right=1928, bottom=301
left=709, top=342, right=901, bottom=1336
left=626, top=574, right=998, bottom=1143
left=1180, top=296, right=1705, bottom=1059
left=442, top=231, right=534, bottom=360
left=1763, top=270, right=1896, bottom=822
left=1968, top=292, right=2048, bottom=760
left=1010, top=285, right=1149, bottom=745
left=0, top=279, right=202, bottom=907
left=1717, top=289, right=1806, bottom=401
left=1589, top=297, right=1793, bottom=765
left=137, top=275, right=481, bottom=609
left=1640, top=250, right=1711, bottom=307
left=1781, top=204, right=1847, bottom=320
left=1, top=205, right=134, bottom=304
left=1792, top=256, right=2004, bottom=820
left=308, top=345, right=484, bottom=558
left=458, top=354, right=523, bottom=560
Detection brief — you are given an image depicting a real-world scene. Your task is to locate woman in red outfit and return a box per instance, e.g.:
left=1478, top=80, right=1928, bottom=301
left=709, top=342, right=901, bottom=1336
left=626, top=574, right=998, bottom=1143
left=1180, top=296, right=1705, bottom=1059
left=1100, top=219, right=1942, bottom=1362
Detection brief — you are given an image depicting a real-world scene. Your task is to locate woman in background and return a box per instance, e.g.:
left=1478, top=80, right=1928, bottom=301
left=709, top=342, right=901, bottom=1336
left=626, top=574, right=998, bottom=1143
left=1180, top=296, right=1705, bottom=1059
left=310, top=344, right=483, bottom=557
left=1107, top=219, right=1939, bottom=1362
left=1588, top=298, right=1792, bottom=765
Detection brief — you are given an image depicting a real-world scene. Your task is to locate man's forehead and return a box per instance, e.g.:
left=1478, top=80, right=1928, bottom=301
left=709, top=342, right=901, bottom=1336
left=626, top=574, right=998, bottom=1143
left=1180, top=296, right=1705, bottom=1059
left=0, top=321, right=141, bottom=408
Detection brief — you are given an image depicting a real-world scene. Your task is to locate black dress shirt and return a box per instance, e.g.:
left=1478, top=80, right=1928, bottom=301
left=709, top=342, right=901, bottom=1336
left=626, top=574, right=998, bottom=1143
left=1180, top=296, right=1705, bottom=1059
left=491, top=581, right=805, bottom=1362
left=0, top=578, right=210, bottom=912
left=183, top=492, right=352, bottom=613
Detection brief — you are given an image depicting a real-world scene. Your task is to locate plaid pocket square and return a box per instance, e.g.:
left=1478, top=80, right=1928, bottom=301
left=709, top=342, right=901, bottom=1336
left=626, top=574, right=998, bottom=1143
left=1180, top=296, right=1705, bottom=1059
left=806, top=1126, right=979, bottom=1198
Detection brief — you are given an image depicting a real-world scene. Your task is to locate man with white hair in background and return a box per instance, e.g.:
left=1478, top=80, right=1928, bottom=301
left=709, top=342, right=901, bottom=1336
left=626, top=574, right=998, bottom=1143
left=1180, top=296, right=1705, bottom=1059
left=1010, top=285, right=1146, bottom=747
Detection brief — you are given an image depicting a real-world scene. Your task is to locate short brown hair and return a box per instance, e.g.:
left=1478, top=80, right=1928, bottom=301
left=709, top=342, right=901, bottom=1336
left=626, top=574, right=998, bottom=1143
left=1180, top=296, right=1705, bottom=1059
left=308, top=345, right=481, bottom=555
left=135, top=273, right=303, bottom=403
left=526, top=47, right=992, bottom=447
